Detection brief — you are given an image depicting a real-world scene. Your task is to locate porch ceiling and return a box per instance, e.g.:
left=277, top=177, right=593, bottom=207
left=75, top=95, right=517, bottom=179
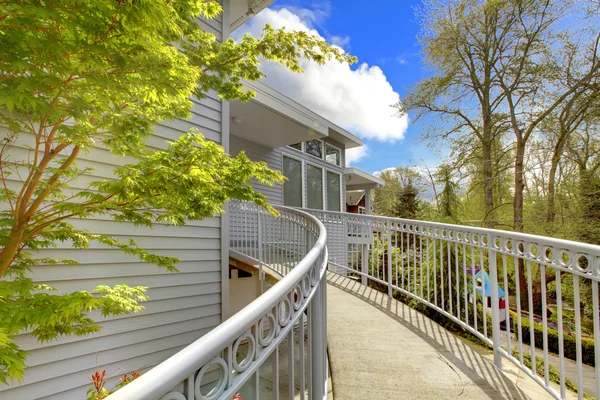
left=230, top=80, right=364, bottom=149
left=345, top=167, right=384, bottom=190
left=230, top=82, right=328, bottom=148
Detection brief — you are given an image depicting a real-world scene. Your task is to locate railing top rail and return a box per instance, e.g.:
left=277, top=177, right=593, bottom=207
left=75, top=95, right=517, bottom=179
left=108, top=203, right=327, bottom=400
left=303, top=207, right=600, bottom=256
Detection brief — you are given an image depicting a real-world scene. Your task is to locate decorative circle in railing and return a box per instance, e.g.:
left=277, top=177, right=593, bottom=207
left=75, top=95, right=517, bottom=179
left=258, top=312, right=277, bottom=347
left=232, top=330, right=255, bottom=373
left=302, top=275, right=311, bottom=297
left=277, top=297, right=292, bottom=327
left=194, top=357, right=228, bottom=400
left=292, top=285, right=303, bottom=310
left=576, top=253, right=591, bottom=273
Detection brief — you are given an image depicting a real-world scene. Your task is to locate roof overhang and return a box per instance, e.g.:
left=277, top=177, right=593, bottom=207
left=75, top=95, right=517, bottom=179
left=230, top=81, right=329, bottom=148
left=327, top=126, right=362, bottom=149
left=229, top=0, right=275, bottom=33
left=345, top=167, right=384, bottom=190
left=230, top=81, right=363, bottom=149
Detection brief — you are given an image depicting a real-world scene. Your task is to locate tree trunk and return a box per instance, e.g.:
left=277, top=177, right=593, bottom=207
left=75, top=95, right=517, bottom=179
left=514, top=139, right=528, bottom=306
left=481, top=95, right=495, bottom=228
left=0, top=223, right=25, bottom=276
left=546, top=129, right=568, bottom=223
left=482, top=136, right=495, bottom=228
left=514, top=139, right=525, bottom=233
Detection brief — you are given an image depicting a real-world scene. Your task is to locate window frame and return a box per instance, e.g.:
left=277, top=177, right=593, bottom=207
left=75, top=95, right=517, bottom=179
left=287, top=142, right=304, bottom=153
left=304, top=139, right=325, bottom=161
left=305, top=160, right=325, bottom=210
left=325, top=143, right=342, bottom=167
left=325, top=169, right=343, bottom=212
left=282, top=152, right=305, bottom=208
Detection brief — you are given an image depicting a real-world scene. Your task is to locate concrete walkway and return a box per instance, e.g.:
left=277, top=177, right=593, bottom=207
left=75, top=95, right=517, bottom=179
left=326, top=273, right=556, bottom=400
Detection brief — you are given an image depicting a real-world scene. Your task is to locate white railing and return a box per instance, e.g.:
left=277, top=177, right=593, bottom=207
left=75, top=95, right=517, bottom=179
left=108, top=202, right=328, bottom=400
left=306, top=209, right=600, bottom=400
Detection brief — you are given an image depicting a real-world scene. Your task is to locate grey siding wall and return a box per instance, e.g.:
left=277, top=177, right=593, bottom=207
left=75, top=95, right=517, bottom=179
left=230, top=134, right=284, bottom=205
left=1, top=20, right=226, bottom=400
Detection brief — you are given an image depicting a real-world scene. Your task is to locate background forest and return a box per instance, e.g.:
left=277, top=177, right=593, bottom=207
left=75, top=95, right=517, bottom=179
left=375, top=0, right=600, bottom=245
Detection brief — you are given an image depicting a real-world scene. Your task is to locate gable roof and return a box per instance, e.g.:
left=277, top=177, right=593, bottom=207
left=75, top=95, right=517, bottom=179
left=346, top=191, right=365, bottom=206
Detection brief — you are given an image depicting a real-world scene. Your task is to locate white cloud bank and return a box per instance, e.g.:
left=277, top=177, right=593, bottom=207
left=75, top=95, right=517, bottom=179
left=235, top=8, right=409, bottom=164
left=346, top=145, right=369, bottom=166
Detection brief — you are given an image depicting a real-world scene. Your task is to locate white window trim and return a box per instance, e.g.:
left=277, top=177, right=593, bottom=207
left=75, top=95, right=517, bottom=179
left=305, top=139, right=325, bottom=161
left=325, top=143, right=342, bottom=167
left=358, top=206, right=366, bottom=214
left=282, top=153, right=305, bottom=208
left=287, top=142, right=304, bottom=153
left=325, top=169, right=343, bottom=212
left=305, top=160, right=325, bottom=210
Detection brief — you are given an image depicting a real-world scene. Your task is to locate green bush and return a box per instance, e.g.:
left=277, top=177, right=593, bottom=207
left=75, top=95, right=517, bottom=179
left=515, top=315, right=595, bottom=367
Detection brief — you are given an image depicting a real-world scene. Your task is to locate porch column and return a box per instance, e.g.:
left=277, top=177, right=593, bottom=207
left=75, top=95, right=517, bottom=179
left=364, top=188, right=372, bottom=215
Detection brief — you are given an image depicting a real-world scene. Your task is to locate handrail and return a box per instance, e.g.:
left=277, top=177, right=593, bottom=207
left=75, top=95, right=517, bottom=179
left=108, top=202, right=328, bottom=400
left=305, top=208, right=600, bottom=400
left=303, top=207, right=600, bottom=261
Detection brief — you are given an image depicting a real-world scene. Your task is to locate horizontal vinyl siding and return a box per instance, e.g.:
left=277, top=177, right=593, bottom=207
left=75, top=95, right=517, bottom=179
left=1, top=16, right=225, bottom=400
left=230, top=134, right=283, bottom=205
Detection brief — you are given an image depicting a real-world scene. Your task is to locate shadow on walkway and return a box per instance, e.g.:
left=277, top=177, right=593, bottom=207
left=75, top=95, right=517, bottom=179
left=326, top=272, right=546, bottom=400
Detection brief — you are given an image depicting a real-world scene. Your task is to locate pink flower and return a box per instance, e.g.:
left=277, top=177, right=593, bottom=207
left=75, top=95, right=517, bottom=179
left=91, top=370, right=107, bottom=393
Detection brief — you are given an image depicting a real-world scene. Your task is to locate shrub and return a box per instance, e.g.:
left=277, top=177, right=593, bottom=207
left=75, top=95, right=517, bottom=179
left=515, top=315, right=595, bottom=367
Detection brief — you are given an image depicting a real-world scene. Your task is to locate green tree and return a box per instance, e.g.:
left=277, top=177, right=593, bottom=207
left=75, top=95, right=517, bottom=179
left=400, top=0, right=519, bottom=228
left=373, top=170, right=403, bottom=217
left=0, top=0, right=355, bottom=383
left=434, top=164, right=462, bottom=223
left=373, top=167, right=423, bottom=219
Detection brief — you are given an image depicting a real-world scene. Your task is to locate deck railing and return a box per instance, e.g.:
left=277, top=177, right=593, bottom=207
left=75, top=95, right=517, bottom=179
left=306, top=209, right=600, bottom=400
left=108, top=202, right=328, bottom=400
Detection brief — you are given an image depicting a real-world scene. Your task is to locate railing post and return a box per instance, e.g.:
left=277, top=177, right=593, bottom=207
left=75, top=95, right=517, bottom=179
left=257, top=210, right=264, bottom=293
left=310, top=272, right=325, bottom=400
left=487, top=234, right=503, bottom=369
left=361, top=244, right=368, bottom=286
left=387, top=224, right=393, bottom=297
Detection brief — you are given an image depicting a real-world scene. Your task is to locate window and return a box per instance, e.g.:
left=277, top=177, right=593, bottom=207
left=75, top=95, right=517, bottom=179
left=358, top=206, right=366, bottom=214
left=305, top=139, right=323, bottom=159
left=288, top=143, right=302, bottom=151
left=283, top=156, right=302, bottom=207
left=306, top=164, right=323, bottom=209
left=326, top=171, right=341, bottom=211
left=325, top=144, right=341, bottom=166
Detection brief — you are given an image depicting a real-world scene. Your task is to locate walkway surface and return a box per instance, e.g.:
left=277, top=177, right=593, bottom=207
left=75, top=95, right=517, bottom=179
left=326, top=272, right=559, bottom=400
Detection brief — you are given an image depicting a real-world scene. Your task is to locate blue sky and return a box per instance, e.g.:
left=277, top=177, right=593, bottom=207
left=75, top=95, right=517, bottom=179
left=239, top=0, right=447, bottom=174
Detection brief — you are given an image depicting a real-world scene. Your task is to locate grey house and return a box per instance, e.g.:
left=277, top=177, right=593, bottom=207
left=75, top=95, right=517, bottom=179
left=3, top=1, right=599, bottom=399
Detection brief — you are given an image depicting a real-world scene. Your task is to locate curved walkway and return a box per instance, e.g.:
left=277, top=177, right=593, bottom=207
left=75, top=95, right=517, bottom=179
left=326, top=272, right=555, bottom=400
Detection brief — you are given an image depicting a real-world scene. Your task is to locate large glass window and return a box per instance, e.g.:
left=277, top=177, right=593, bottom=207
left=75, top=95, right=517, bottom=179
left=326, top=171, right=341, bottom=211
left=307, top=164, right=323, bottom=209
left=283, top=156, right=302, bottom=207
left=325, top=144, right=341, bottom=166
left=305, top=140, right=323, bottom=159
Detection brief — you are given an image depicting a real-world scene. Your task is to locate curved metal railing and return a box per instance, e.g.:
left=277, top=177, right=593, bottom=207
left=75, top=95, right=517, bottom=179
left=306, top=208, right=600, bottom=400
left=108, top=202, right=328, bottom=400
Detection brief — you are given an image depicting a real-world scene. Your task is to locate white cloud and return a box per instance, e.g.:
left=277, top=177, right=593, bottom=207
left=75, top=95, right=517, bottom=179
left=235, top=8, right=409, bottom=142
left=329, top=35, right=351, bottom=47
left=345, top=145, right=369, bottom=166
